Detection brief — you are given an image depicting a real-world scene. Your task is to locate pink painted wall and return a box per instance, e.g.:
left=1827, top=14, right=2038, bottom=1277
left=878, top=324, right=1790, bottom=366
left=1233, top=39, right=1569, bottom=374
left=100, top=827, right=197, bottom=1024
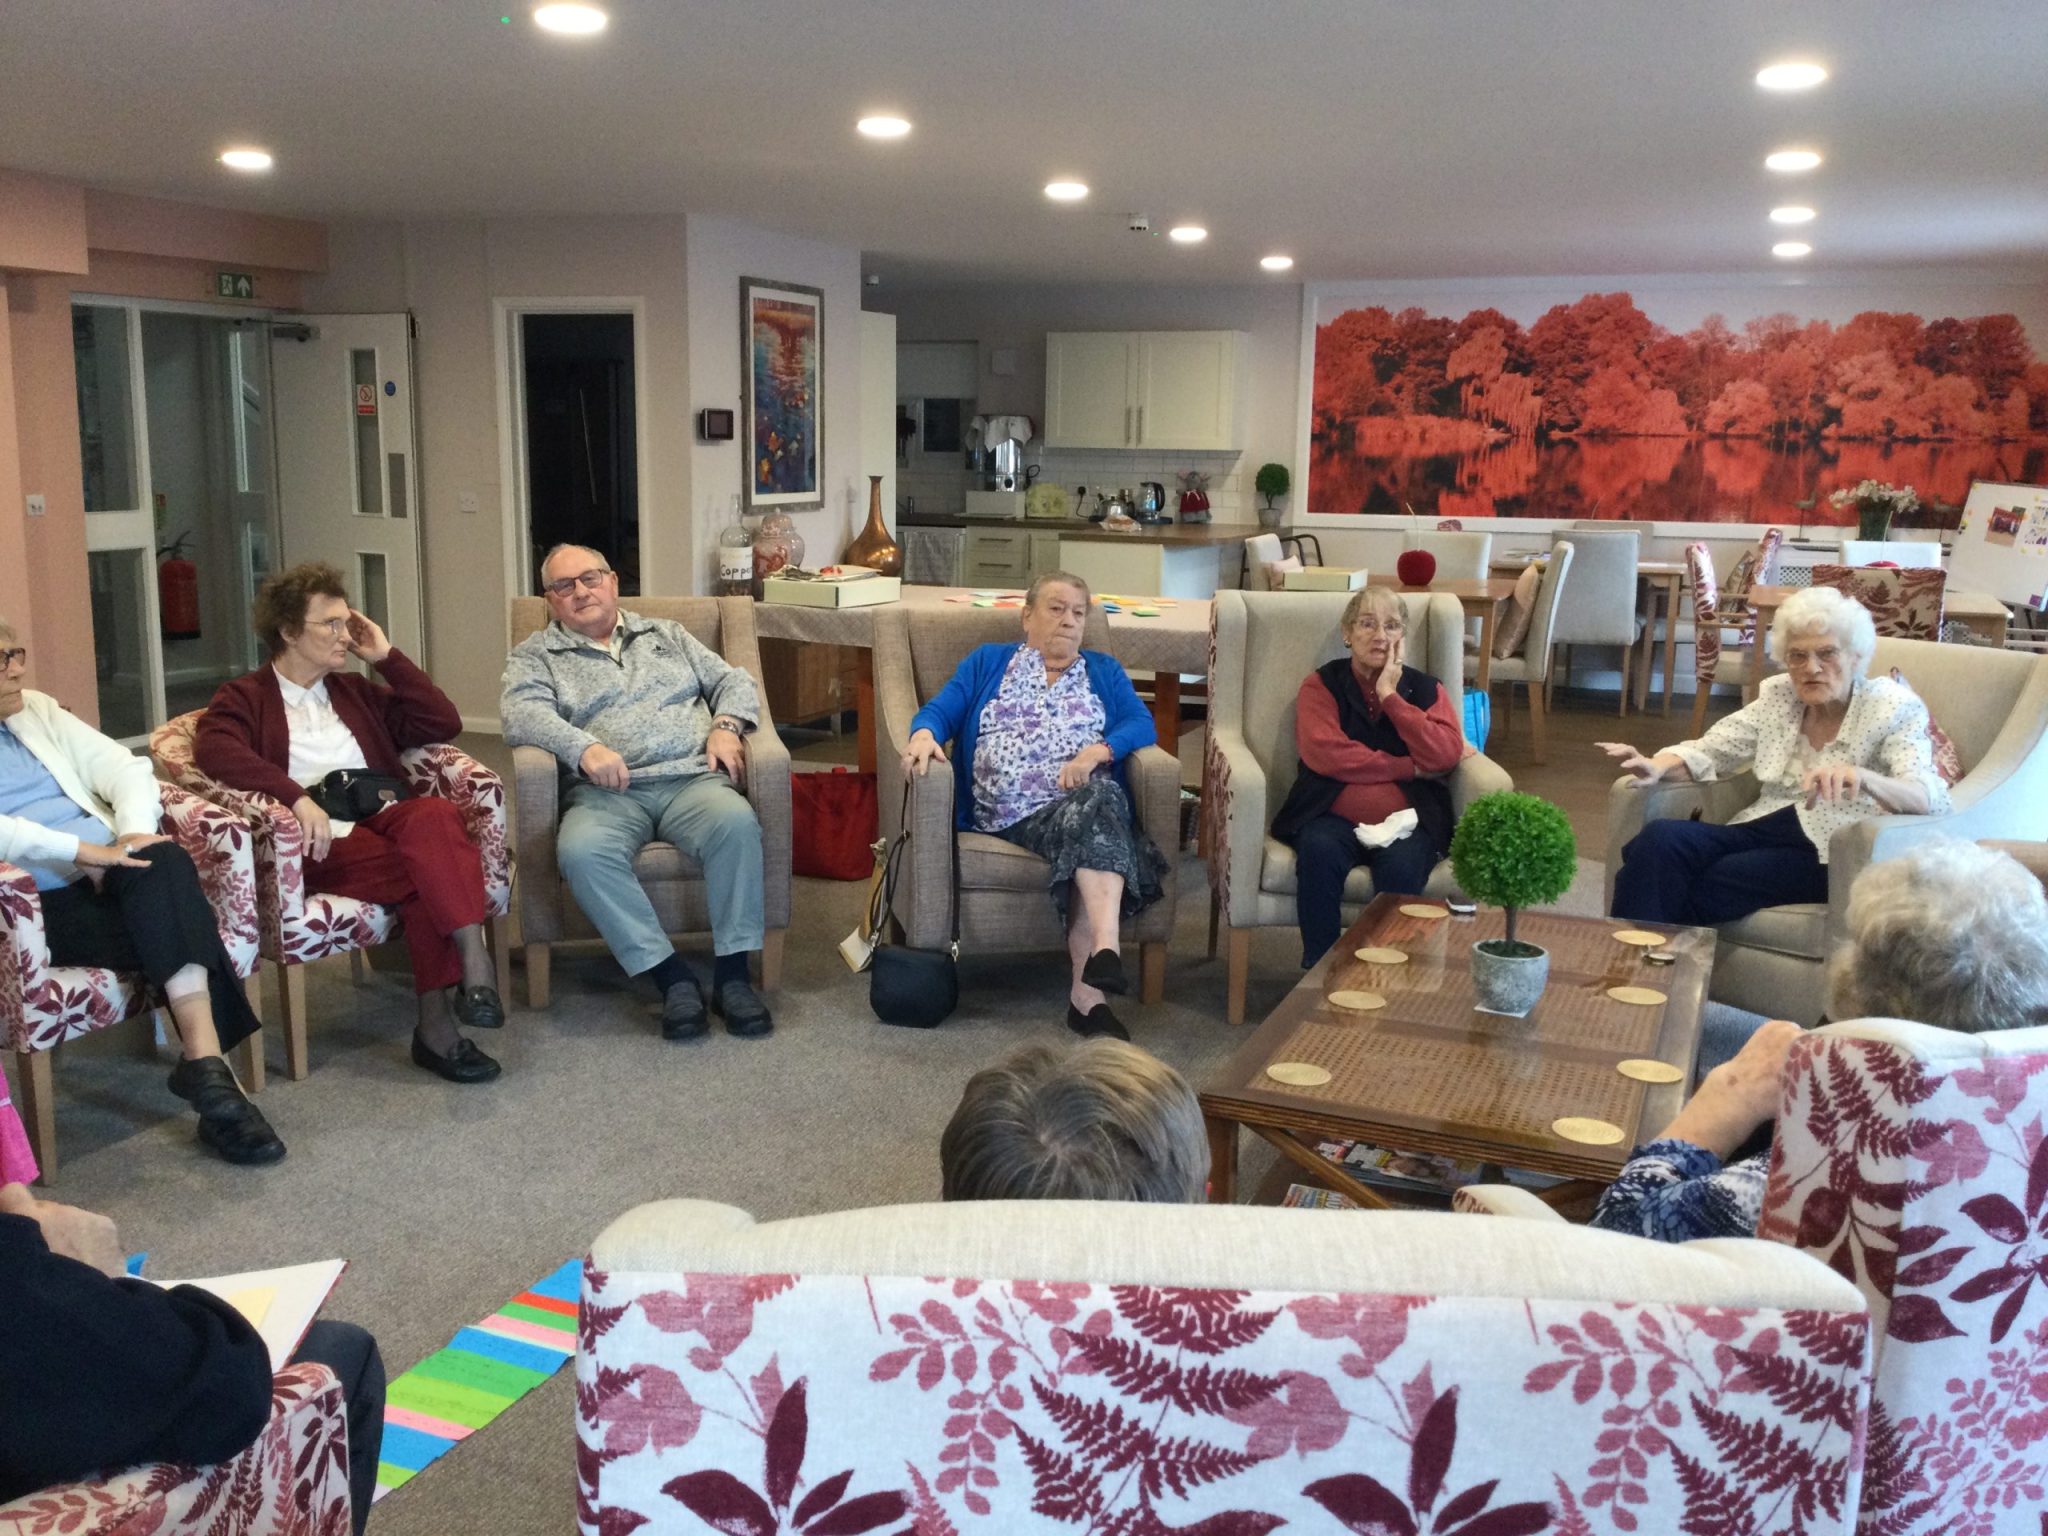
left=0, top=284, right=29, bottom=646
left=0, top=170, right=88, bottom=275
left=85, top=189, right=326, bottom=275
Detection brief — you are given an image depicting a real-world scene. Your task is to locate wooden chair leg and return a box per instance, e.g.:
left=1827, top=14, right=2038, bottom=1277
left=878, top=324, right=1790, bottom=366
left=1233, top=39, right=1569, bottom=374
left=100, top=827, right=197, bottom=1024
left=526, top=941, right=552, bottom=1010
left=280, top=963, right=311, bottom=1082
left=15, top=1050, right=55, bottom=1183
left=1226, top=927, right=1251, bottom=1026
left=234, top=972, right=266, bottom=1094
left=1690, top=682, right=1711, bottom=740
left=1525, top=680, right=1549, bottom=765
left=1618, top=639, right=1633, bottom=717
left=1206, top=889, right=1220, bottom=958
left=489, top=913, right=515, bottom=1003
left=759, top=929, right=785, bottom=992
left=1139, top=941, right=1166, bottom=1004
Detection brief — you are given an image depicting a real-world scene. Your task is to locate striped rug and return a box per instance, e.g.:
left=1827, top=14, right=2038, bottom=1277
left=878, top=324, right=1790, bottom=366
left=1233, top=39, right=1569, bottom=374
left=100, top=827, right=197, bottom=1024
left=371, top=1259, right=580, bottom=1501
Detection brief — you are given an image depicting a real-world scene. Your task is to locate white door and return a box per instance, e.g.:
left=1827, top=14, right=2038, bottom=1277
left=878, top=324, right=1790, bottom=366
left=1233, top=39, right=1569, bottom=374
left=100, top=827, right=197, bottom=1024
left=1135, top=332, right=1241, bottom=449
left=270, top=314, right=426, bottom=659
left=1045, top=333, right=1136, bottom=448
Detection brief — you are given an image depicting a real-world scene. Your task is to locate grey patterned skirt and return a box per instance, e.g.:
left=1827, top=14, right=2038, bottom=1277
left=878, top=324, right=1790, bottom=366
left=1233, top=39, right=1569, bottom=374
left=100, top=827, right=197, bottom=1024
left=994, top=778, right=1170, bottom=921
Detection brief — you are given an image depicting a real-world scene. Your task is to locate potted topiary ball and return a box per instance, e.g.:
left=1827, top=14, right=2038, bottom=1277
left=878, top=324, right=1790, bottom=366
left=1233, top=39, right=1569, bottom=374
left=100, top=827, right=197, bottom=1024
left=1448, top=791, right=1577, bottom=1014
left=1254, top=462, right=1290, bottom=529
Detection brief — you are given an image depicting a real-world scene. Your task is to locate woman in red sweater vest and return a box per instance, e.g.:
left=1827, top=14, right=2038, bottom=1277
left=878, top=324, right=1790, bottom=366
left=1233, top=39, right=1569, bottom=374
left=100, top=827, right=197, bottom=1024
left=1270, top=587, right=1465, bottom=967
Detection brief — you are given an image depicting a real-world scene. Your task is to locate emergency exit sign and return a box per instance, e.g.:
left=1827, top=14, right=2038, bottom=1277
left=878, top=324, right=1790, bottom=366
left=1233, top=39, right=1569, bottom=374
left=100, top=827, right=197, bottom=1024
left=215, top=271, right=255, bottom=300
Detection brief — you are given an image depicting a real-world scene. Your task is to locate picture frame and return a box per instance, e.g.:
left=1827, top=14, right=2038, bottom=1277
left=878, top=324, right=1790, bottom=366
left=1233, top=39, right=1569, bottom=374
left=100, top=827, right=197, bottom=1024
left=739, top=276, right=824, bottom=512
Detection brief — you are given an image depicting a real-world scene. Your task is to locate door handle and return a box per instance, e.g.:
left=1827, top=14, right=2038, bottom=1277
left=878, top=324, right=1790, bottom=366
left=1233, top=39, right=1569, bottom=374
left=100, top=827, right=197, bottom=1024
left=1137, top=406, right=1144, bottom=445
left=1124, top=406, right=1132, bottom=445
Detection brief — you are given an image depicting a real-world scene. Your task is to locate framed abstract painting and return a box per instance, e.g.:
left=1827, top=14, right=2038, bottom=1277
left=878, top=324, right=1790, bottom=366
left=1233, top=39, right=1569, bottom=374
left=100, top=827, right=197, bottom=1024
left=740, top=276, right=824, bottom=512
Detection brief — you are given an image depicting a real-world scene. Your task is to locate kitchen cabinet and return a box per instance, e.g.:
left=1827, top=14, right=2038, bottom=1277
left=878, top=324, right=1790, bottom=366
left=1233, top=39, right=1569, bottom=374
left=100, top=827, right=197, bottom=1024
left=1029, top=531, right=1063, bottom=577
left=900, top=525, right=962, bottom=585
left=1044, top=330, right=1245, bottom=451
left=961, top=525, right=1032, bottom=585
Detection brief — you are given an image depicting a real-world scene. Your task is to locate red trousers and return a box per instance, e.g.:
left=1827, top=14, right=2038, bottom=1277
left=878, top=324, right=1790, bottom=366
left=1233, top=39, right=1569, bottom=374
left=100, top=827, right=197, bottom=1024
left=305, top=796, right=486, bottom=993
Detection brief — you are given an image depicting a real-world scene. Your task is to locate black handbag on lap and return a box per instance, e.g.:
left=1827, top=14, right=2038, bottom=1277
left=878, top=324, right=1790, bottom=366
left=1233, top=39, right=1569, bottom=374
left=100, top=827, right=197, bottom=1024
left=866, top=784, right=959, bottom=1029
left=307, top=768, right=412, bottom=822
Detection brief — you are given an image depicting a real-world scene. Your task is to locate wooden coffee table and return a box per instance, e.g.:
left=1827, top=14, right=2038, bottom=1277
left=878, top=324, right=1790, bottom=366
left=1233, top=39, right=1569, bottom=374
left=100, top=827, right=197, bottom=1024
left=1201, top=894, right=1712, bottom=1209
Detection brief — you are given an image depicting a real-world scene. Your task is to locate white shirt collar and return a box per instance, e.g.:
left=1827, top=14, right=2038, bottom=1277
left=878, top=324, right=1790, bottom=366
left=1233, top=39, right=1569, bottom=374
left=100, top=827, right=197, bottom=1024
left=273, top=667, right=331, bottom=707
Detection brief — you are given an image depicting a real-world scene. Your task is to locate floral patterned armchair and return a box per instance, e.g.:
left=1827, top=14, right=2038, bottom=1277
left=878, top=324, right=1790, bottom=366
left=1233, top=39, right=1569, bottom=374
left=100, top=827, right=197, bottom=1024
left=0, top=1362, right=354, bottom=1536
left=2, top=783, right=258, bottom=1181
left=149, top=711, right=512, bottom=1081
left=576, top=1197, right=1872, bottom=1536
left=1809, top=564, right=1949, bottom=642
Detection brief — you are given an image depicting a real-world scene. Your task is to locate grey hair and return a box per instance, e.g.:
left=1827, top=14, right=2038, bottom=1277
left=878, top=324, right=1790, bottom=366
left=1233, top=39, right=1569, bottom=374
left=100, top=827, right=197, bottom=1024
left=1827, top=840, right=2048, bottom=1034
left=1341, top=585, right=1404, bottom=632
left=1025, top=570, right=1091, bottom=609
left=539, top=543, right=611, bottom=584
left=940, top=1039, right=1209, bottom=1203
left=0, top=615, right=14, bottom=644
left=1770, top=586, right=1877, bottom=682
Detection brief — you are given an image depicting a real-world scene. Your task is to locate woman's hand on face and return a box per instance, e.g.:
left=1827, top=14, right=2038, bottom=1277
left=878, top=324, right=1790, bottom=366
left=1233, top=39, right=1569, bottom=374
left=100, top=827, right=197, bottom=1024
left=291, top=795, right=335, bottom=861
left=1058, top=743, right=1112, bottom=791
left=1597, top=741, right=1669, bottom=784
left=1802, top=762, right=1862, bottom=807
left=901, top=729, right=948, bottom=782
left=1375, top=633, right=1404, bottom=701
left=345, top=609, right=393, bottom=664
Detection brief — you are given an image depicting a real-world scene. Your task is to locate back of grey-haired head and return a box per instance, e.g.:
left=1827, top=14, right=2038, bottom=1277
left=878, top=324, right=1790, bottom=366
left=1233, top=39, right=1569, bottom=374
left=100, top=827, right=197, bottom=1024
left=539, top=543, right=610, bottom=584
left=1025, top=570, right=1091, bottom=608
left=940, top=1038, right=1209, bottom=1203
left=1828, top=840, right=2048, bottom=1034
left=1771, top=585, right=1877, bottom=680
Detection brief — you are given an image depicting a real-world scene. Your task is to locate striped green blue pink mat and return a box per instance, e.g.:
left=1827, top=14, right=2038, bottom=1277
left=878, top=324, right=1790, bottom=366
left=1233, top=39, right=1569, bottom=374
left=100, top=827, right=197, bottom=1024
left=371, top=1259, right=580, bottom=1501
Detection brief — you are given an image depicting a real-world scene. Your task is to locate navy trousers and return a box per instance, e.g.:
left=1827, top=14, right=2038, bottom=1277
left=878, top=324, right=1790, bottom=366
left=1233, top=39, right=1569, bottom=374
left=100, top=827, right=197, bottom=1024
left=1295, top=812, right=1441, bottom=968
left=292, top=1321, right=383, bottom=1536
left=1610, top=805, right=1828, bottom=927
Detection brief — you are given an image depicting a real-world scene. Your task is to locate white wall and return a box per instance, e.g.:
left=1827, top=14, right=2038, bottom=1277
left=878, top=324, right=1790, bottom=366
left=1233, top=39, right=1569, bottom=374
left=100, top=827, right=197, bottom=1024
left=860, top=309, right=896, bottom=539
left=686, top=215, right=865, bottom=575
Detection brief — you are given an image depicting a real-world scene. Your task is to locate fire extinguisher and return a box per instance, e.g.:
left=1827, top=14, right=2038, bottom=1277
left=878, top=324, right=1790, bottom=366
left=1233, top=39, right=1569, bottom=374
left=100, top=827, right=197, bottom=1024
left=158, top=532, right=201, bottom=641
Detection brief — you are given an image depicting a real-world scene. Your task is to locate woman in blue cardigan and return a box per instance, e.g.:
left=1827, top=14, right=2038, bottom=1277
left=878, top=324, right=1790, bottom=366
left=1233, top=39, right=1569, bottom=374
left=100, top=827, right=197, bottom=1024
left=903, top=572, right=1169, bottom=1040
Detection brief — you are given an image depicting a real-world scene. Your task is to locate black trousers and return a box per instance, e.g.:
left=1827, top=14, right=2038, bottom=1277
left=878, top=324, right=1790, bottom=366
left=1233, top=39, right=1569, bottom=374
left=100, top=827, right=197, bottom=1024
left=1294, top=812, right=1442, bottom=968
left=293, top=1321, right=384, bottom=1536
left=36, top=841, right=260, bottom=1052
left=1610, top=805, right=1829, bottom=927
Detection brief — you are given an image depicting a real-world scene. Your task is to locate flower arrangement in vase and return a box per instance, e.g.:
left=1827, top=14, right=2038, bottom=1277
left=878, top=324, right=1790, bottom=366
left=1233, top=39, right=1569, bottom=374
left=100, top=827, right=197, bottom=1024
left=1828, top=480, right=1920, bottom=543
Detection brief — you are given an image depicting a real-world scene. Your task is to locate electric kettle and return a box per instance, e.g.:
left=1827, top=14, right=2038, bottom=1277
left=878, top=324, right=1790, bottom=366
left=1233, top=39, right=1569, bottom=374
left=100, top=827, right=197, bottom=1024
left=1136, top=482, right=1168, bottom=520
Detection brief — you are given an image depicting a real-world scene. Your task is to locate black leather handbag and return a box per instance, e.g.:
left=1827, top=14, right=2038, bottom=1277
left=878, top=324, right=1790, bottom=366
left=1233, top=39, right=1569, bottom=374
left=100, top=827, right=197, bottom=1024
left=307, top=768, right=411, bottom=822
left=866, top=784, right=959, bottom=1029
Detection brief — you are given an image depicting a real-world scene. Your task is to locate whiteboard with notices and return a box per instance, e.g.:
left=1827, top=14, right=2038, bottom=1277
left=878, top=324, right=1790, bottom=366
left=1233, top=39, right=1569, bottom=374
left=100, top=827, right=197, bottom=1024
left=1947, top=480, right=2048, bottom=614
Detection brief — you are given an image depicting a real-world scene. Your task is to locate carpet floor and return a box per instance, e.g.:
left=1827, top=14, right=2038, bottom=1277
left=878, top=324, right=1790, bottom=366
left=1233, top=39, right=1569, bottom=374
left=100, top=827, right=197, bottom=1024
left=26, top=849, right=1763, bottom=1535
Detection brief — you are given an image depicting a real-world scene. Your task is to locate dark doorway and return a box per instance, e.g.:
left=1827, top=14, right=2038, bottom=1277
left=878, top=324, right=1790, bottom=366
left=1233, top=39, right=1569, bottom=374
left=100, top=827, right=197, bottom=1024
left=521, top=312, right=639, bottom=593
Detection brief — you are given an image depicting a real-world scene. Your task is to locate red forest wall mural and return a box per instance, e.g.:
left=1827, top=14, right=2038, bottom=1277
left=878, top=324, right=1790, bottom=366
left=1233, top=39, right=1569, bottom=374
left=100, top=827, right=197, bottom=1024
left=1309, top=292, right=2048, bottom=528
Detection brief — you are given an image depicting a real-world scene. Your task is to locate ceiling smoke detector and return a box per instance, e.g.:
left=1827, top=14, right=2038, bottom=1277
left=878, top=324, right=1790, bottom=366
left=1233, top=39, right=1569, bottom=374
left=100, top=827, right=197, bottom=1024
left=1126, top=214, right=1152, bottom=234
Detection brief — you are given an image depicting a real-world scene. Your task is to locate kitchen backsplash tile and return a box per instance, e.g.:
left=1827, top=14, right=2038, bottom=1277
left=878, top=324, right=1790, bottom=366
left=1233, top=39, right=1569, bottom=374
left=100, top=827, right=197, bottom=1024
left=894, top=448, right=1249, bottom=522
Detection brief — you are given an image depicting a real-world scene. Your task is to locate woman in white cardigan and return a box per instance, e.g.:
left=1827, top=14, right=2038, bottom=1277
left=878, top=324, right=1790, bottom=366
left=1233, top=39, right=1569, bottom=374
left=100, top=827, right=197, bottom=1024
left=0, top=624, right=282, bottom=1165
left=1600, top=585, right=1950, bottom=928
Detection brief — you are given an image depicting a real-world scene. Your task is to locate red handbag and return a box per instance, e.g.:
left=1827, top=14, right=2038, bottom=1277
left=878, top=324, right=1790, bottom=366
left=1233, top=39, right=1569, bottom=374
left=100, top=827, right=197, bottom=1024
left=791, top=766, right=879, bottom=880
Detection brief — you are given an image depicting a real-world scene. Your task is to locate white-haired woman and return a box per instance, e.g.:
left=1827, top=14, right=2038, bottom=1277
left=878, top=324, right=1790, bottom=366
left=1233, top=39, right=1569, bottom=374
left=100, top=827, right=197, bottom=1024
left=1274, top=585, right=1464, bottom=967
left=1601, top=585, right=1949, bottom=927
left=1591, top=841, right=2048, bottom=1242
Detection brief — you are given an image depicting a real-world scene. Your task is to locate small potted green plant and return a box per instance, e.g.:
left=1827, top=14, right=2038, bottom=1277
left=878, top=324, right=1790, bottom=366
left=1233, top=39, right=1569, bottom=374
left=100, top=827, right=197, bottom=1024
left=1448, top=791, right=1577, bottom=1014
left=1254, top=462, right=1290, bottom=529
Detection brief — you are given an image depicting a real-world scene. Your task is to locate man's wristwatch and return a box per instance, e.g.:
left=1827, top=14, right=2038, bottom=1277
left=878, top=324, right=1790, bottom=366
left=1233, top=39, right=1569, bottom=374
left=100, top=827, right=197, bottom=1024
left=711, top=715, right=749, bottom=736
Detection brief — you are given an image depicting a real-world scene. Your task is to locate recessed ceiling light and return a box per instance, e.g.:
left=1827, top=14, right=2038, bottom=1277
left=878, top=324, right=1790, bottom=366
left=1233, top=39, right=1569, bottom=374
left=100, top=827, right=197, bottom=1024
left=1756, top=61, right=1827, bottom=91
left=856, top=115, right=911, bottom=139
left=1773, top=241, right=1813, bottom=259
left=1770, top=205, right=1816, bottom=224
left=1168, top=225, right=1207, bottom=244
left=1765, top=148, right=1823, bottom=173
left=1044, top=180, right=1089, bottom=202
left=219, top=148, right=273, bottom=172
left=1260, top=254, right=1294, bottom=272
left=533, top=4, right=607, bottom=35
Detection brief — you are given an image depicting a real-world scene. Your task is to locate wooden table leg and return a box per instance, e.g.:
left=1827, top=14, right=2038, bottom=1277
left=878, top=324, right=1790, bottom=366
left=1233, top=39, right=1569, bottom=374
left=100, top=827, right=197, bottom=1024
left=1476, top=606, right=1497, bottom=690
left=1661, top=574, right=1679, bottom=714
left=1151, top=673, right=1182, bottom=751
left=1969, top=612, right=2009, bottom=646
left=855, top=657, right=877, bottom=776
left=1246, top=1123, right=1397, bottom=1209
left=1205, top=1114, right=1240, bottom=1204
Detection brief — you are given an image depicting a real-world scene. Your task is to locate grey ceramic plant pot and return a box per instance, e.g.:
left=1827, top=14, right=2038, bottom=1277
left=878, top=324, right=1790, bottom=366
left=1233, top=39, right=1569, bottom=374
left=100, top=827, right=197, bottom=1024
left=1471, top=939, right=1549, bottom=1015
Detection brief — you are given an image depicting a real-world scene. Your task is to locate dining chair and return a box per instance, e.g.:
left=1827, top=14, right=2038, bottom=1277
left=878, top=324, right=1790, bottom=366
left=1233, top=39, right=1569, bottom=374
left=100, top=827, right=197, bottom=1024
left=1838, top=539, right=1942, bottom=568
left=1809, top=564, right=1949, bottom=641
left=1682, top=541, right=1757, bottom=737
left=1544, top=526, right=1642, bottom=716
left=1463, top=540, right=1576, bottom=762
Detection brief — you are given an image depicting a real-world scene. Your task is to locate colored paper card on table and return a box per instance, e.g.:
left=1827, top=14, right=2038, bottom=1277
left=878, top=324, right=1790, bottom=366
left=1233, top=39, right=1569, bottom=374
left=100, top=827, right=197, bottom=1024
left=372, top=1259, right=580, bottom=1503
left=156, top=1259, right=346, bottom=1372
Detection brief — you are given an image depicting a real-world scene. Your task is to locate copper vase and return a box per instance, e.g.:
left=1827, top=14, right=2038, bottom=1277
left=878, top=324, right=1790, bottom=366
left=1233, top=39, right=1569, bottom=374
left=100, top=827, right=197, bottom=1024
left=842, top=474, right=903, bottom=576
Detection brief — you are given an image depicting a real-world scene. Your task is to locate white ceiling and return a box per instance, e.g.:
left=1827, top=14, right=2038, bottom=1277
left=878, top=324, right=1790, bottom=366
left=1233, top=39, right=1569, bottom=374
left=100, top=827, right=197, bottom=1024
left=3, top=0, right=2045, bottom=289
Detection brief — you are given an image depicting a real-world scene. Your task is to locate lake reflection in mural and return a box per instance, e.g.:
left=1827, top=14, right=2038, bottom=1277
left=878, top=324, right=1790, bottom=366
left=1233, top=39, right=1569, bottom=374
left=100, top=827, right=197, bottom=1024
left=1309, top=293, right=2048, bottom=529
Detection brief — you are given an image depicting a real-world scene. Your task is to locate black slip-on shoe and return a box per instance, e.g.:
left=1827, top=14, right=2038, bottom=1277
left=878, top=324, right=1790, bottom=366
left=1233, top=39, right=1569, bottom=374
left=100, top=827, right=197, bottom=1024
left=410, top=1030, right=502, bottom=1084
left=168, top=1056, right=287, bottom=1166
left=662, top=981, right=710, bottom=1041
left=451, top=984, right=506, bottom=1029
left=1080, top=948, right=1129, bottom=996
left=1066, top=1002, right=1131, bottom=1041
left=712, top=980, right=774, bottom=1038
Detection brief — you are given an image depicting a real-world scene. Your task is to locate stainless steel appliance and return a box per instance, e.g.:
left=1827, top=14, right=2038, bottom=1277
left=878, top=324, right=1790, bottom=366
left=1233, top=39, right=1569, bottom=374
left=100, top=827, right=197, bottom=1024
left=988, top=437, right=1023, bottom=492
left=1135, top=481, right=1168, bottom=520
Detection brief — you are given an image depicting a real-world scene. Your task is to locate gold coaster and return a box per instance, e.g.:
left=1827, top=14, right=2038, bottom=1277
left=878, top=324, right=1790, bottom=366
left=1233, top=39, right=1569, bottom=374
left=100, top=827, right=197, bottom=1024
left=1553, top=1116, right=1626, bottom=1146
left=1327, top=990, right=1387, bottom=1012
left=1353, top=946, right=1409, bottom=965
left=1266, top=1061, right=1332, bottom=1087
left=1607, top=986, right=1668, bottom=1006
left=1612, top=929, right=1665, bottom=947
left=1616, top=1058, right=1686, bottom=1084
left=1399, top=904, right=1448, bottom=920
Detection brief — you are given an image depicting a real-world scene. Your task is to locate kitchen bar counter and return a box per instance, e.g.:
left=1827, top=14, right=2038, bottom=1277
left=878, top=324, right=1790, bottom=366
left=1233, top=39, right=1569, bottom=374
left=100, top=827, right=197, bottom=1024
left=898, top=514, right=1264, bottom=546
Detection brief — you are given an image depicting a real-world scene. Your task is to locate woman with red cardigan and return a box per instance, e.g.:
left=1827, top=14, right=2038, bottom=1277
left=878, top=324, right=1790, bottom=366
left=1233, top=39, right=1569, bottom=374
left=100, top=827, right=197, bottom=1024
left=196, top=564, right=502, bottom=1084
left=1271, top=586, right=1465, bottom=968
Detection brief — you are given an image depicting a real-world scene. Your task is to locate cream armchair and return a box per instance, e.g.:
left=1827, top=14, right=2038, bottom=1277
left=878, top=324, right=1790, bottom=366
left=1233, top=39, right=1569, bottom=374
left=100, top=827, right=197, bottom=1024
left=870, top=603, right=1179, bottom=1001
left=1605, top=640, right=2048, bottom=1023
left=507, top=596, right=791, bottom=1006
left=1206, top=590, right=1513, bottom=1024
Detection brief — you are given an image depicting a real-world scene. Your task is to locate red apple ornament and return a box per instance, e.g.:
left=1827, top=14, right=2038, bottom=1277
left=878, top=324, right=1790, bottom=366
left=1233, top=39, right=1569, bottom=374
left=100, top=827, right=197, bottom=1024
left=1395, top=549, right=1437, bottom=588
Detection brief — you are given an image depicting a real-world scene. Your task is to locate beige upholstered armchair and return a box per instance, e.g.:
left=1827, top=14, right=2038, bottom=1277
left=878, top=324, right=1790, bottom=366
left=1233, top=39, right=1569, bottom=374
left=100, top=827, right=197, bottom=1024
left=506, top=596, right=791, bottom=1006
left=870, top=603, right=1179, bottom=1002
left=1206, top=590, right=1513, bottom=1024
left=1606, top=640, right=2048, bottom=1023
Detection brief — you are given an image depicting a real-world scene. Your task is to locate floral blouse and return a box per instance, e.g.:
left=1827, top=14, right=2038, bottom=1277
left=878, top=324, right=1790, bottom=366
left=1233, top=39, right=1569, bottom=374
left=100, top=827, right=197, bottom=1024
left=1663, top=672, right=1950, bottom=862
left=1589, top=1138, right=1770, bottom=1243
left=971, top=648, right=1108, bottom=832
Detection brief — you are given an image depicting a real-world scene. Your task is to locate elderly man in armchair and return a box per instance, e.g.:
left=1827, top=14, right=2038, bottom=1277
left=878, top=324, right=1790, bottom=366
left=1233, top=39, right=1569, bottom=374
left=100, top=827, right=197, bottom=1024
left=502, top=545, right=771, bottom=1041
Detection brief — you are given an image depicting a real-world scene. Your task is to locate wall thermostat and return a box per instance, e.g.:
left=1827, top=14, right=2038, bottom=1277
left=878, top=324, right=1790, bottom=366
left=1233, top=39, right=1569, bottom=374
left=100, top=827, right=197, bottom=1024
left=698, top=408, right=735, bottom=442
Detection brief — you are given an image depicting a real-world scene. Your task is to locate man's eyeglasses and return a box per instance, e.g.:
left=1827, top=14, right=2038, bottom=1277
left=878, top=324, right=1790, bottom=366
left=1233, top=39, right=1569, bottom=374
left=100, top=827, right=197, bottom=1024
left=544, top=568, right=613, bottom=598
left=0, top=647, right=25, bottom=669
left=1349, top=620, right=1404, bottom=636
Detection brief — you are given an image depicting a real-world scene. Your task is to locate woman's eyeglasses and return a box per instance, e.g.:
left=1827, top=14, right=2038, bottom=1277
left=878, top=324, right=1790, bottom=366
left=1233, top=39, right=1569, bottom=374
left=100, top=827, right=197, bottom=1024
left=0, top=647, right=25, bottom=669
left=544, top=568, right=613, bottom=598
left=1348, top=620, right=1404, bottom=636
